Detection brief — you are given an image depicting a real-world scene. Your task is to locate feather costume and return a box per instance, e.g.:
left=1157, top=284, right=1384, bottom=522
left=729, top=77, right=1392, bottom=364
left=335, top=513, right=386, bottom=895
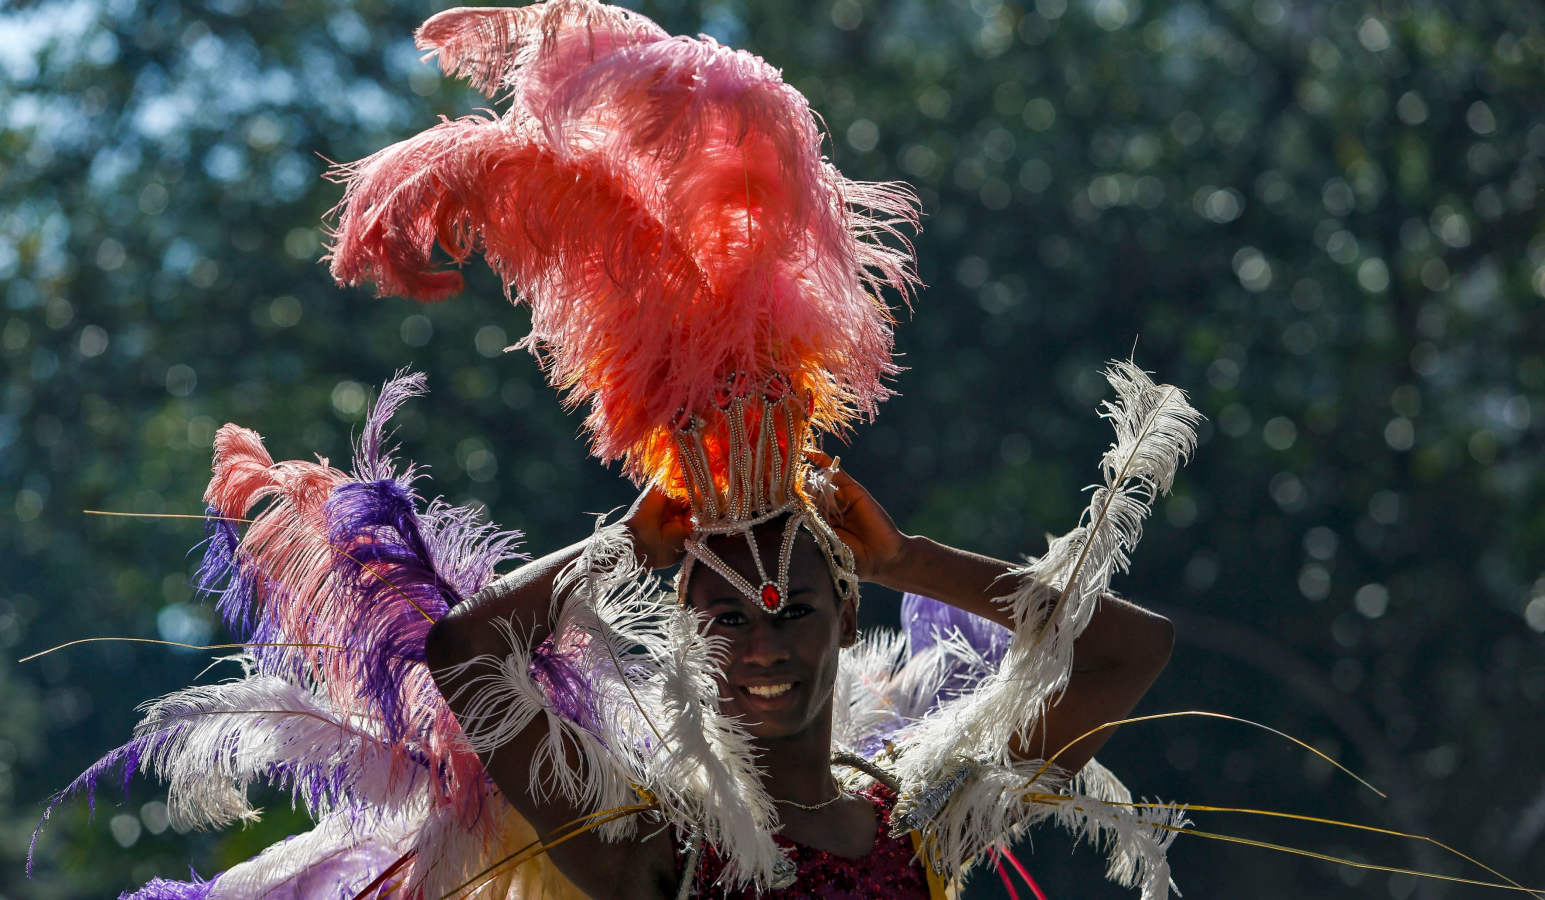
left=39, top=2, right=1202, bottom=897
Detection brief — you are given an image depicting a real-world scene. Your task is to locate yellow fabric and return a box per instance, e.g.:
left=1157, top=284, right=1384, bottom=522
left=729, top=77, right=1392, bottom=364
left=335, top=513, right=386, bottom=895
left=474, top=806, right=589, bottom=900
left=909, top=830, right=951, bottom=900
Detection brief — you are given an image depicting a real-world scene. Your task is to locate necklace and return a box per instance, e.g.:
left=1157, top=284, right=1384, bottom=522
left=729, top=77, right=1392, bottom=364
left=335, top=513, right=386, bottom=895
left=773, top=778, right=846, bottom=811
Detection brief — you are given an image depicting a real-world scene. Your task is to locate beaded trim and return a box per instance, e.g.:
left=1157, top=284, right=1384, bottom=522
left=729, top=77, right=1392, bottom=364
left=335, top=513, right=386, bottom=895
left=889, top=759, right=977, bottom=839
left=682, top=507, right=804, bottom=614
left=671, top=372, right=860, bottom=614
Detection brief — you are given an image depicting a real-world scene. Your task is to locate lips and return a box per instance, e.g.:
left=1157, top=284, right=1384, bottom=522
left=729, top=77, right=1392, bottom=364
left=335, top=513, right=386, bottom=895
left=744, top=682, right=793, bottom=698
left=736, top=680, right=801, bottom=707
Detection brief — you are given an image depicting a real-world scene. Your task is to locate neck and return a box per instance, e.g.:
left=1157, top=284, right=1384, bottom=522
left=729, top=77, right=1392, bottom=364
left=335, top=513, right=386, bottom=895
left=754, top=702, right=837, bottom=807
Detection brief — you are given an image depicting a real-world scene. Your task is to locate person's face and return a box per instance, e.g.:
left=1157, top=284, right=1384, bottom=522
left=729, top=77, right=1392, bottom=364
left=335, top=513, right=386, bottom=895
left=685, top=521, right=856, bottom=741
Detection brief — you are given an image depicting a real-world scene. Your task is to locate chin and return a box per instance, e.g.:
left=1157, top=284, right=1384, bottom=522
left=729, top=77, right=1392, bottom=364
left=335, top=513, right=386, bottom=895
left=738, top=713, right=809, bottom=741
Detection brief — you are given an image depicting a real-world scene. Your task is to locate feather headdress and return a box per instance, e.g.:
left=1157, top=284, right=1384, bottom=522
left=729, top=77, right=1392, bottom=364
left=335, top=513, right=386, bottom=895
left=327, top=1, right=920, bottom=495
left=41, top=3, right=1214, bottom=895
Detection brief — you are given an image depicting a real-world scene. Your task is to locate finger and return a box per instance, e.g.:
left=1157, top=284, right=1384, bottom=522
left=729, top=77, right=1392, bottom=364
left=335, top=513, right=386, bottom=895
left=806, top=448, right=856, bottom=488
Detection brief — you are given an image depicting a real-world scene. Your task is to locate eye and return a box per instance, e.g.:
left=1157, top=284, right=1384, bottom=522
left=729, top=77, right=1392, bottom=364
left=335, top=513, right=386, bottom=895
left=711, top=611, right=748, bottom=628
left=776, top=603, right=814, bottom=621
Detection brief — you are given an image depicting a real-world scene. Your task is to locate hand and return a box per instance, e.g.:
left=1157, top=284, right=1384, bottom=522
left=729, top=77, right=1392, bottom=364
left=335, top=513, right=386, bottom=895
left=807, top=450, right=907, bottom=584
left=620, top=484, right=692, bottom=570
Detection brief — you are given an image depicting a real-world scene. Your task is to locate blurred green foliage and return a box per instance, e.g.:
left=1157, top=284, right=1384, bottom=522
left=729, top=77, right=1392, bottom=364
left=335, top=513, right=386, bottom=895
left=4, top=0, right=1542, bottom=898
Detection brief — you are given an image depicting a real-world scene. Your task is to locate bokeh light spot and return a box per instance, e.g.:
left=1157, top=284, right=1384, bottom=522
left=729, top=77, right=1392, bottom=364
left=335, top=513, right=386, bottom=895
left=331, top=380, right=366, bottom=417
left=165, top=364, right=197, bottom=397
left=1354, top=583, right=1389, bottom=618
left=1383, top=416, right=1414, bottom=451
left=475, top=324, right=509, bottom=358
left=1262, top=416, right=1297, bottom=450
left=78, top=324, right=109, bottom=357
left=400, top=314, right=433, bottom=347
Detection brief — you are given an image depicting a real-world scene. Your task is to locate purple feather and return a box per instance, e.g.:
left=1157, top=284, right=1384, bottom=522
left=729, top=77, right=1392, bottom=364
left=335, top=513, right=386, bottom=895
left=902, top=592, right=1011, bottom=659
left=419, top=497, right=526, bottom=606
left=317, top=373, right=524, bottom=744
left=901, top=592, right=1011, bottom=707
left=120, top=869, right=219, bottom=900
left=347, top=369, right=524, bottom=601
left=193, top=511, right=249, bottom=635
left=28, top=729, right=177, bottom=874
left=323, top=479, right=457, bottom=740
left=321, top=472, right=523, bottom=744
left=191, top=510, right=303, bottom=679
left=40, top=370, right=527, bottom=888
left=353, top=369, right=427, bottom=484
left=531, top=636, right=605, bottom=734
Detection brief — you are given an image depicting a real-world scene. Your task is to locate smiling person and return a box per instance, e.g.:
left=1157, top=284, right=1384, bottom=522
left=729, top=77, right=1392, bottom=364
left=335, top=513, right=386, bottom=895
left=335, top=1, right=1199, bottom=894
left=425, top=451, right=1177, bottom=898
left=38, top=3, right=1200, bottom=897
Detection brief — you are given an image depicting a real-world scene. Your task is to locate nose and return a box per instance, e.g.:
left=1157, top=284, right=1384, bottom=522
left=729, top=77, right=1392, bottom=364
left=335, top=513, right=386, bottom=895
left=738, top=616, right=791, bottom=667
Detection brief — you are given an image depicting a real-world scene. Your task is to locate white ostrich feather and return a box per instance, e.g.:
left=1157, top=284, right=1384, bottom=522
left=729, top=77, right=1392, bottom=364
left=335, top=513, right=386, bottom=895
left=435, top=614, right=640, bottom=827
left=546, top=520, right=680, bottom=839
left=208, top=807, right=419, bottom=900
left=553, top=521, right=649, bottom=638
left=1047, top=759, right=1187, bottom=900
left=858, top=361, right=1198, bottom=898
left=894, top=362, right=1199, bottom=782
left=1099, top=359, right=1201, bottom=498
left=127, top=662, right=418, bottom=831
left=906, top=760, right=1071, bottom=884
left=436, top=619, right=549, bottom=755
left=644, top=604, right=785, bottom=890
left=830, top=630, right=908, bottom=751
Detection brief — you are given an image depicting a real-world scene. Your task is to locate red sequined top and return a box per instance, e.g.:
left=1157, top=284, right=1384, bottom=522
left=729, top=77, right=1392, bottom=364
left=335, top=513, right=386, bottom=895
left=676, top=783, right=931, bottom=899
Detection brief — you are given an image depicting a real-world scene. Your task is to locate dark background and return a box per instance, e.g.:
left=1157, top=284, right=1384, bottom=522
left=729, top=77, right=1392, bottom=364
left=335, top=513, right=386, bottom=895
left=4, top=0, right=1543, bottom=897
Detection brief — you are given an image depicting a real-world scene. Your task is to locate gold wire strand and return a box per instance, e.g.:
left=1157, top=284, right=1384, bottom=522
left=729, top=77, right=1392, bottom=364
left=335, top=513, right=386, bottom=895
left=1151, top=802, right=1538, bottom=897
left=1028, top=709, right=1385, bottom=798
left=1161, top=824, right=1543, bottom=895
left=1022, top=793, right=1540, bottom=898
left=85, top=509, right=241, bottom=522
left=17, top=637, right=356, bottom=664
left=83, top=508, right=438, bottom=623
left=435, top=802, right=655, bottom=900
left=1032, top=794, right=1543, bottom=894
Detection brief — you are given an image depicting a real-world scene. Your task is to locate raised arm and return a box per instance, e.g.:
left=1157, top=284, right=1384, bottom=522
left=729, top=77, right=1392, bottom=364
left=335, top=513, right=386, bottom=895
left=815, top=454, right=1173, bottom=774
left=429, top=489, right=691, bottom=655
left=422, top=488, right=691, bottom=900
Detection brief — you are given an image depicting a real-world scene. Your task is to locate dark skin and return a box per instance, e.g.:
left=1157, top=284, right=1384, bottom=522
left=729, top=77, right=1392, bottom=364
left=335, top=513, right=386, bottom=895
left=424, top=461, right=1173, bottom=899
left=685, top=526, right=875, bottom=859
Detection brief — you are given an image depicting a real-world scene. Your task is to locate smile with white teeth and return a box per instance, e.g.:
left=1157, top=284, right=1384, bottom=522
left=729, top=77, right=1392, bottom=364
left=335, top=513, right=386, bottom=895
left=744, top=683, right=793, bottom=698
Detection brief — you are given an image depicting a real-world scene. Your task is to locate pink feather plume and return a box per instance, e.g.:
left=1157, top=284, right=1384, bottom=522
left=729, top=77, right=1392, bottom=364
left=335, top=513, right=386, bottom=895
left=327, top=0, right=921, bottom=485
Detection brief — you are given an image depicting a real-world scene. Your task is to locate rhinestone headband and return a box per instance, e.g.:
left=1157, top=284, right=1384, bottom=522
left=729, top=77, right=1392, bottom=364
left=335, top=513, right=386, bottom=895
left=672, top=374, right=859, bottom=613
